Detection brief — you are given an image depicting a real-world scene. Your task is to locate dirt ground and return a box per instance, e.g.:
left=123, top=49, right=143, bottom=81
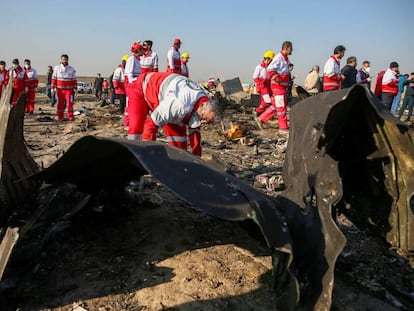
left=2, top=92, right=414, bottom=311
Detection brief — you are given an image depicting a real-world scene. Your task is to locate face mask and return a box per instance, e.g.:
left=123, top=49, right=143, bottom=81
left=12, top=64, right=18, bottom=69
left=24, top=64, right=30, bottom=69
left=365, top=67, right=370, bottom=73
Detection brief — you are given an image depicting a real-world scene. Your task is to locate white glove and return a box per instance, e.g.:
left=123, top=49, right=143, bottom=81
left=367, top=77, right=372, bottom=82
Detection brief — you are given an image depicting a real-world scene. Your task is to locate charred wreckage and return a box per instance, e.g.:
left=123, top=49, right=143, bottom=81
left=0, top=77, right=413, bottom=310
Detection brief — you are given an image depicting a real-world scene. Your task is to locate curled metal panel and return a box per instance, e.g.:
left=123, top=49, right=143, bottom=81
left=0, top=77, right=39, bottom=227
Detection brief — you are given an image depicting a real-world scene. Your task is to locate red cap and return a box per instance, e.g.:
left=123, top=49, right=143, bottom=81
left=131, top=41, right=143, bottom=53
left=174, top=38, right=182, bottom=45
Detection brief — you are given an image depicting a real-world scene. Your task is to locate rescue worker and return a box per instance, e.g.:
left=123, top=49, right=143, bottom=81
left=113, top=54, right=129, bottom=113
left=166, top=38, right=182, bottom=74
left=141, top=40, right=159, bottom=73
left=127, top=72, right=218, bottom=156
left=374, top=70, right=385, bottom=100
left=207, top=77, right=216, bottom=90
left=23, top=59, right=39, bottom=114
left=102, top=79, right=109, bottom=100
left=381, top=62, right=400, bottom=110
left=323, top=45, right=346, bottom=91
left=0, top=60, right=9, bottom=99
left=9, top=59, right=28, bottom=107
left=124, top=41, right=144, bottom=127
left=252, top=50, right=275, bottom=119
left=51, top=54, right=77, bottom=121
left=180, top=52, right=190, bottom=77
left=256, top=41, right=293, bottom=132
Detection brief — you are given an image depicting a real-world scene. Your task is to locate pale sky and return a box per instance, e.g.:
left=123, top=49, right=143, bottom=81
left=2, top=0, right=414, bottom=85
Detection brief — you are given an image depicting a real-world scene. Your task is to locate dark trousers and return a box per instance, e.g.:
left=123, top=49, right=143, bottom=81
left=95, top=88, right=102, bottom=100
left=116, top=94, right=126, bottom=113
left=381, top=93, right=395, bottom=110
left=398, top=95, right=414, bottom=121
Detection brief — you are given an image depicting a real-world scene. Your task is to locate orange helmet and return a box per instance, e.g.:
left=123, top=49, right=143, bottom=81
left=130, top=41, right=143, bottom=53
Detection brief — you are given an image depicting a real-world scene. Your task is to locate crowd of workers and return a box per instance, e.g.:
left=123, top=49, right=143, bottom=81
left=0, top=39, right=413, bottom=156
left=0, top=38, right=219, bottom=156
left=0, top=58, right=39, bottom=113
left=253, top=42, right=414, bottom=130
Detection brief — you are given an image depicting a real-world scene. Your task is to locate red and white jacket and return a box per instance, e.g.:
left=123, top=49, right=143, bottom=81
left=10, top=66, right=27, bottom=93
left=166, top=46, right=181, bottom=74
left=140, top=50, right=159, bottom=73
left=24, top=65, right=39, bottom=89
left=267, top=51, right=290, bottom=93
left=51, top=64, right=77, bottom=90
left=125, top=55, right=141, bottom=84
left=138, top=72, right=208, bottom=127
left=112, top=64, right=126, bottom=95
left=0, top=69, right=9, bottom=95
left=323, top=55, right=342, bottom=91
left=253, top=61, right=271, bottom=94
left=381, top=68, right=399, bottom=96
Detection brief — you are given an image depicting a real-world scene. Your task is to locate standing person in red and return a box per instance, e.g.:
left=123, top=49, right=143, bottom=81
left=252, top=50, right=275, bottom=122
left=256, top=41, right=293, bottom=132
left=374, top=70, right=386, bottom=100
left=51, top=54, right=77, bottom=121
left=124, top=41, right=144, bottom=128
left=23, top=59, right=38, bottom=114
left=102, top=79, right=109, bottom=100
left=9, top=58, right=27, bottom=106
left=381, top=62, right=400, bottom=110
left=127, top=72, right=218, bottom=156
left=9, top=59, right=28, bottom=107
left=323, top=45, right=346, bottom=92
left=166, top=38, right=182, bottom=74
left=0, top=61, right=9, bottom=99
left=180, top=52, right=190, bottom=77
left=113, top=54, right=129, bottom=113
left=140, top=40, right=159, bottom=73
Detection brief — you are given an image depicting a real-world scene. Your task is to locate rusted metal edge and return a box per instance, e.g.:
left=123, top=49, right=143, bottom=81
left=0, top=76, right=40, bottom=226
left=0, top=227, right=18, bottom=281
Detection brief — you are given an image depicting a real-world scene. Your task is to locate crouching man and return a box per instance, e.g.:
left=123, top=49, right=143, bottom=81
left=127, top=72, right=218, bottom=156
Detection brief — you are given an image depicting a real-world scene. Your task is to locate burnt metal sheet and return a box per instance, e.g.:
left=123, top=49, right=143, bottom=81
left=282, top=84, right=414, bottom=309
left=0, top=227, right=18, bottom=281
left=0, top=78, right=40, bottom=227
left=33, top=137, right=261, bottom=222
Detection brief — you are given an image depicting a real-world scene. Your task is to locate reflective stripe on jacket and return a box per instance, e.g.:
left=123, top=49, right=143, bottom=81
left=51, top=64, right=77, bottom=90
left=323, top=56, right=341, bottom=91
